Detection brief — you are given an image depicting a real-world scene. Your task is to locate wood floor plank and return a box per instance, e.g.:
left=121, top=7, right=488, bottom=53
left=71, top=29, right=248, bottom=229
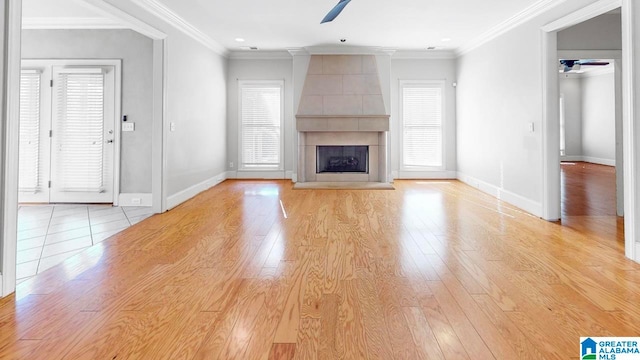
left=0, top=176, right=637, bottom=359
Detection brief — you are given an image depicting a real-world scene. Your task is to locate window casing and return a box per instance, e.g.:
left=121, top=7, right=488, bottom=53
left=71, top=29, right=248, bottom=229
left=238, top=80, right=284, bottom=171
left=400, top=80, right=445, bottom=170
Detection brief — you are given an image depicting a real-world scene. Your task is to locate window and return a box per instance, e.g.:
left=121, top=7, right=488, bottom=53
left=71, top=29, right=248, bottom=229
left=238, top=80, right=284, bottom=170
left=400, top=80, right=445, bottom=170
left=19, top=70, right=43, bottom=192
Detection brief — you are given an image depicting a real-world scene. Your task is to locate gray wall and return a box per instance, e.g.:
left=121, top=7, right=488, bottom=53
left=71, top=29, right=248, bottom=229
left=558, top=12, right=622, bottom=50
left=21, top=29, right=154, bottom=193
left=582, top=71, right=616, bottom=162
left=559, top=75, right=582, bottom=157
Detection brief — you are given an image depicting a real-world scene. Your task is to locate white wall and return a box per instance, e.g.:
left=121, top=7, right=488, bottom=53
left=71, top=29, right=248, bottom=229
left=559, top=75, right=582, bottom=157
left=582, top=70, right=616, bottom=163
left=456, top=0, right=616, bottom=216
left=390, top=58, right=457, bottom=178
left=99, top=0, right=228, bottom=207
left=226, top=58, right=294, bottom=178
left=21, top=29, right=154, bottom=193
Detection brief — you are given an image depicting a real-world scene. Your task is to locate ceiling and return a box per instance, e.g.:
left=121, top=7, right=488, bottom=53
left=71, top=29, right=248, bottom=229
left=23, top=0, right=549, bottom=52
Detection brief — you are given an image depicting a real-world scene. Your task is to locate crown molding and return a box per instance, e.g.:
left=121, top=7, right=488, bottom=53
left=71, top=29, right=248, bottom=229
left=22, top=17, right=126, bottom=30
left=79, top=0, right=166, bottom=40
left=129, top=0, right=228, bottom=56
left=542, top=0, right=621, bottom=32
left=228, top=50, right=293, bottom=60
left=392, top=50, right=457, bottom=60
left=457, top=0, right=567, bottom=56
left=294, top=46, right=395, bottom=56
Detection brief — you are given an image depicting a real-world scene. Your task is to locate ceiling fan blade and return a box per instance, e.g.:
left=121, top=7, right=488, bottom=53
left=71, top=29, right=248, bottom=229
left=321, top=0, right=352, bottom=24
left=579, top=61, right=610, bottom=66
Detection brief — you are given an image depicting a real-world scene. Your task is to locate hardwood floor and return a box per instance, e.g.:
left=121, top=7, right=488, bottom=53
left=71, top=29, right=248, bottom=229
left=1, top=179, right=638, bottom=359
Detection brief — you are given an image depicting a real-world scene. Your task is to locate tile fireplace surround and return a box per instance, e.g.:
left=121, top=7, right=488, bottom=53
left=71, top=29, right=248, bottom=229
left=296, top=55, right=390, bottom=183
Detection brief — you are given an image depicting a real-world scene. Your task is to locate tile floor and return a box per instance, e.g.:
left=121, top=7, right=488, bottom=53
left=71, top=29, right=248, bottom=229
left=16, top=204, right=155, bottom=284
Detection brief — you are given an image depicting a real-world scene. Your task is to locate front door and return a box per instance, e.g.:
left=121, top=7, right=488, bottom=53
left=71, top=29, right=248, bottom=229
left=18, top=62, right=117, bottom=204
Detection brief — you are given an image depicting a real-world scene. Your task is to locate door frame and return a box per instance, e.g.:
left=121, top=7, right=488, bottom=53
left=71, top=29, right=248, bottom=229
left=541, top=0, right=638, bottom=261
left=21, top=59, right=122, bottom=205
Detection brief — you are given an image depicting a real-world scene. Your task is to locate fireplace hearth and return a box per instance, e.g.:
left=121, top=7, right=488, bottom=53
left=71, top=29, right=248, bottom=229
left=317, top=146, right=368, bottom=173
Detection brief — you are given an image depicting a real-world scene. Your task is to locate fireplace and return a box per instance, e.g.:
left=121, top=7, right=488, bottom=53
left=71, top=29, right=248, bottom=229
left=295, top=54, right=390, bottom=183
left=317, top=146, right=368, bottom=174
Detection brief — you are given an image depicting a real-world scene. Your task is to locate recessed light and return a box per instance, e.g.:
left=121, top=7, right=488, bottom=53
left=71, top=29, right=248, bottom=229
left=235, top=38, right=245, bottom=42
left=441, top=38, right=451, bottom=42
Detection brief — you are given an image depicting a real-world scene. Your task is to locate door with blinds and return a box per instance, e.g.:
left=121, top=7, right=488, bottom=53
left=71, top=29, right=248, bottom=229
left=18, top=62, right=118, bottom=204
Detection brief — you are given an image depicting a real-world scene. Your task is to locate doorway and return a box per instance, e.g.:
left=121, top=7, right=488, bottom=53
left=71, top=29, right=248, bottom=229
left=19, top=60, right=121, bottom=204
left=542, top=0, right=636, bottom=261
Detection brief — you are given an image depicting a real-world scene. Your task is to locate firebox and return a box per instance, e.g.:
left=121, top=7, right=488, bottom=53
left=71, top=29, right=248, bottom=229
left=316, top=146, right=369, bottom=174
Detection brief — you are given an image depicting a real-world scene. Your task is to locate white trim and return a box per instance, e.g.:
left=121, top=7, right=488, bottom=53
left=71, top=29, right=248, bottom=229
left=152, top=39, right=164, bottom=214
left=457, top=172, right=543, bottom=217
left=166, top=172, right=226, bottom=210
left=579, top=66, right=615, bottom=78
left=78, top=0, right=167, bottom=40
left=392, top=50, right=457, bottom=60
left=622, top=0, right=637, bottom=261
left=542, top=0, right=622, bottom=32
left=228, top=51, right=292, bottom=60
left=542, top=31, right=561, bottom=221
left=118, top=193, right=153, bottom=206
left=291, top=172, right=298, bottom=183
left=2, top=0, right=23, bottom=297
left=22, top=17, right=125, bottom=30
left=560, top=156, right=616, bottom=166
left=397, top=171, right=457, bottom=179
left=294, top=46, right=396, bottom=56
left=457, top=0, right=566, bottom=56
left=128, top=0, right=227, bottom=56
left=285, top=171, right=293, bottom=180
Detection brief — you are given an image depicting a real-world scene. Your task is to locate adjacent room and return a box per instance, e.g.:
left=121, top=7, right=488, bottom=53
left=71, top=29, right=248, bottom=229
left=0, top=0, right=639, bottom=358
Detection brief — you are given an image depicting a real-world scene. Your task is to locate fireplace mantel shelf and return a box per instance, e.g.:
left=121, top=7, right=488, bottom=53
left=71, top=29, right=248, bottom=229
left=296, top=114, right=390, bottom=132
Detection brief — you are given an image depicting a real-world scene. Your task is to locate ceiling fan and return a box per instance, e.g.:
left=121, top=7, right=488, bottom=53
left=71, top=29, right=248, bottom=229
left=321, top=0, right=352, bottom=24
left=559, top=59, right=610, bottom=72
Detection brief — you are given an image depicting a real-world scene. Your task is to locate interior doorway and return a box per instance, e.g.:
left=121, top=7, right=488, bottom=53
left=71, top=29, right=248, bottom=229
left=541, top=0, right=636, bottom=261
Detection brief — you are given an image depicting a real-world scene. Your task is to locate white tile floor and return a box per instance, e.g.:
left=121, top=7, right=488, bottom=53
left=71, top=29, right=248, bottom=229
left=16, top=204, right=155, bottom=284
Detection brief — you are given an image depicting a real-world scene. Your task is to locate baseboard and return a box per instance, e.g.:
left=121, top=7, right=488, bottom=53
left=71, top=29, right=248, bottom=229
left=397, top=170, right=458, bottom=179
left=457, top=172, right=543, bottom=217
left=227, top=170, right=288, bottom=179
left=166, top=171, right=227, bottom=210
left=118, top=193, right=153, bottom=207
left=560, top=155, right=615, bottom=166
left=291, top=172, right=298, bottom=183
left=581, top=156, right=615, bottom=167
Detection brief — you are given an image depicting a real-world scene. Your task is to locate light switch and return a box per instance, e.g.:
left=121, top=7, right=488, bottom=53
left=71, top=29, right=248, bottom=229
left=528, top=122, right=535, bottom=133
left=170, top=122, right=176, bottom=132
left=122, top=122, right=135, bottom=132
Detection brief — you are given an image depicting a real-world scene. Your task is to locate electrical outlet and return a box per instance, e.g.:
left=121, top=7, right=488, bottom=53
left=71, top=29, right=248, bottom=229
left=229, top=162, right=234, bottom=168
left=170, top=122, right=176, bottom=132
left=122, top=122, right=135, bottom=132
left=131, top=198, right=141, bottom=205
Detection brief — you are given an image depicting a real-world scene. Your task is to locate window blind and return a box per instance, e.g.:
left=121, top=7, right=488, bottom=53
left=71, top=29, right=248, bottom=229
left=240, top=84, right=282, bottom=169
left=402, top=85, right=443, bottom=168
left=54, top=69, right=106, bottom=192
left=19, top=70, right=42, bottom=192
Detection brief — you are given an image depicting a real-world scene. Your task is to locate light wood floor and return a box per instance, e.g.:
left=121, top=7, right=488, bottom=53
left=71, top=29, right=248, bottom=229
left=1, top=178, right=638, bottom=359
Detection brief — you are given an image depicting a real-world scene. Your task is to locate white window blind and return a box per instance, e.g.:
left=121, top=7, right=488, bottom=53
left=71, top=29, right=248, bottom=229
left=402, top=83, right=444, bottom=168
left=54, top=69, right=106, bottom=192
left=19, top=70, right=42, bottom=192
left=239, top=82, right=283, bottom=170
